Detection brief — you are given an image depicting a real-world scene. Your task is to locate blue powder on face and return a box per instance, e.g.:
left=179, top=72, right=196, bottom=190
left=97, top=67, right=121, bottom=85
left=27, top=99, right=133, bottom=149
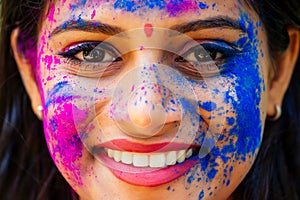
left=199, top=2, right=209, bottom=9
left=207, top=168, right=218, bottom=179
left=226, top=179, right=230, bottom=186
left=200, top=101, right=217, bottom=112
left=45, top=81, right=69, bottom=108
left=114, top=0, right=166, bottom=12
left=184, top=12, right=264, bottom=190
left=212, top=3, right=216, bottom=10
left=113, top=0, right=200, bottom=16
left=45, top=81, right=81, bottom=108
left=198, top=190, right=204, bottom=200
left=114, top=0, right=137, bottom=12
left=226, top=117, right=235, bottom=125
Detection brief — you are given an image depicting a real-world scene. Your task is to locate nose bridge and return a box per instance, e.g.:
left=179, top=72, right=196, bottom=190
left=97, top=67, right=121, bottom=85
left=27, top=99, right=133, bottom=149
left=125, top=48, right=165, bottom=70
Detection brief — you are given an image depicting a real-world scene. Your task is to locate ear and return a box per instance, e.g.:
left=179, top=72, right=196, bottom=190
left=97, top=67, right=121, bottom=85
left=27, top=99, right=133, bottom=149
left=11, top=28, right=43, bottom=120
left=267, top=27, right=300, bottom=118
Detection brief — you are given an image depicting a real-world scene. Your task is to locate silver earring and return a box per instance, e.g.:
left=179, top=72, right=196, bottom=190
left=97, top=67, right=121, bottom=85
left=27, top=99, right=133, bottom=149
left=37, top=105, right=43, bottom=112
left=268, top=104, right=282, bottom=121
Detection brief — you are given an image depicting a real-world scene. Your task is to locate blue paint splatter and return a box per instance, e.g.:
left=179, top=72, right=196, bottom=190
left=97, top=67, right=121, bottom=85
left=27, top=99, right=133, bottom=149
left=226, top=117, right=235, bottom=125
left=212, top=3, right=216, bottom=10
left=198, top=2, right=209, bottom=9
left=207, top=168, right=218, bottom=179
left=200, top=101, right=217, bottom=112
left=198, top=190, right=204, bottom=200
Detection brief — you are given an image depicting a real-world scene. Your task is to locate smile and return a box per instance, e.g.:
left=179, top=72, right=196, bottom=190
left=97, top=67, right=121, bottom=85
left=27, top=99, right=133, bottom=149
left=104, top=147, right=194, bottom=168
left=93, top=140, right=201, bottom=186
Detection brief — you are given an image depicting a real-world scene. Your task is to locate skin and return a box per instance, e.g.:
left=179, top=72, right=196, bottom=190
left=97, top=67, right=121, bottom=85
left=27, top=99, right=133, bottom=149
left=11, top=0, right=300, bottom=199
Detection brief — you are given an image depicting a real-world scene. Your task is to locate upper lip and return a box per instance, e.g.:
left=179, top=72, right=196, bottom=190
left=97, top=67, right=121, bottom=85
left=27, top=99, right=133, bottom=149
left=92, top=139, right=199, bottom=153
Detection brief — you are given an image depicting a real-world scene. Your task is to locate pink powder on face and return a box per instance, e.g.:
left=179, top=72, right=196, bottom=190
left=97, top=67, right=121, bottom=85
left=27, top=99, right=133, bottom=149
left=42, top=55, right=61, bottom=70
left=166, top=0, right=199, bottom=16
left=46, top=102, right=88, bottom=186
left=48, top=3, right=57, bottom=22
left=91, top=9, right=96, bottom=19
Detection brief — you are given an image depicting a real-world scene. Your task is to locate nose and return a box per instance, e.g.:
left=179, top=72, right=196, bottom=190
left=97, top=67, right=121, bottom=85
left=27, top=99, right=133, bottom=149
left=111, top=50, right=182, bottom=138
left=120, top=83, right=181, bottom=138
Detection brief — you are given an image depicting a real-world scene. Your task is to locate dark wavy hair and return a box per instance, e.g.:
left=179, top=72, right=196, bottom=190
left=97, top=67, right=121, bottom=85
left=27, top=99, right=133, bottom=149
left=0, top=0, right=299, bottom=199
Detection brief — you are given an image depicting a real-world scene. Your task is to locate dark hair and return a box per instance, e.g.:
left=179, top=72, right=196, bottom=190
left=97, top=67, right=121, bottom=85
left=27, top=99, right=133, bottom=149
left=0, top=0, right=299, bottom=200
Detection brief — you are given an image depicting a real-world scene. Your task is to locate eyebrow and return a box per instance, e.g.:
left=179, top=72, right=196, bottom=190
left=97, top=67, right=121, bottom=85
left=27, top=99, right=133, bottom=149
left=51, top=16, right=245, bottom=37
left=51, top=20, right=125, bottom=36
left=169, top=17, right=245, bottom=34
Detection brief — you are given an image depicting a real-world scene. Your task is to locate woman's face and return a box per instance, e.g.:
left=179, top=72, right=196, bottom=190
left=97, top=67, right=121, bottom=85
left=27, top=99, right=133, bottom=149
left=37, top=0, right=269, bottom=199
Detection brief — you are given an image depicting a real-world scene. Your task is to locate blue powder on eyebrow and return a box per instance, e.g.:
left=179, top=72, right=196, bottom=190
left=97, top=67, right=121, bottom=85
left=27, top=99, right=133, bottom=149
left=75, top=14, right=84, bottom=26
left=198, top=2, right=209, bottom=9
left=61, top=21, right=68, bottom=29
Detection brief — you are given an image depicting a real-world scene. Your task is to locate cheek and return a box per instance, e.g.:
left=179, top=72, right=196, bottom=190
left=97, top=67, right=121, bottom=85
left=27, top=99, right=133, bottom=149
left=43, top=81, right=88, bottom=187
left=36, top=40, right=90, bottom=186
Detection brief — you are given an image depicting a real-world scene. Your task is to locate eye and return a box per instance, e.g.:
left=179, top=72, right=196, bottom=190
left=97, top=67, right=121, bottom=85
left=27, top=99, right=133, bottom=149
left=175, top=45, right=224, bottom=63
left=173, top=42, right=236, bottom=79
left=60, top=42, right=122, bottom=63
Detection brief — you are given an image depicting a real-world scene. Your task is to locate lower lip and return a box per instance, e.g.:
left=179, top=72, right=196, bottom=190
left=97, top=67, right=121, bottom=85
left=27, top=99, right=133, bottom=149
left=96, top=150, right=199, bottom=187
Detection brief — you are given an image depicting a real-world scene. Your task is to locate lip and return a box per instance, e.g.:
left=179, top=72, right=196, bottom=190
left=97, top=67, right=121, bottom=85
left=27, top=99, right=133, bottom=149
left=93, top=139, right=200, bottom=187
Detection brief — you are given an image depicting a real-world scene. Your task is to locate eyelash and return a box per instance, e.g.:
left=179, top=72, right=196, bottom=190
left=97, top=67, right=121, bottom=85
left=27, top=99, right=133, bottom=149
left=58, top=42, right=122, bottom=76
left=173, top=41, right=238, bottom=79
left=58, top=41, right=238, bottom=79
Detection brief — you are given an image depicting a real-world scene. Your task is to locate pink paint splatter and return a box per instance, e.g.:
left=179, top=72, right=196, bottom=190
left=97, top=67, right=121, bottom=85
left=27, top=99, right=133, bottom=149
left=166, top=0, right=199, bottom=17
left=46, top=103, right=88, bottom=186
left=47, top=3, right=57, bottom=22
left=91, top=9, right=96, bottom=19
left=43, top=55, right=53, bottom=70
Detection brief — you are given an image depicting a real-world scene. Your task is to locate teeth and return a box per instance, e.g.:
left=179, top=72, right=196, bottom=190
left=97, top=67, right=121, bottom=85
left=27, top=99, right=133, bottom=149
left=121, top=152, right=133, bottom=164
left=186, top=148, right=193, bottom=159
left=149, top=153, right=165, bottom=168
left=104, top=148, right=194, bottom=168
left=108, top=149, right=114, bottom=158
left=166, top=151, right=177, bottom=166
left=177, top=150, right=186, bottom=163
left=113, top=150, right=121, bottom=162
left=133, top=154, right=148, bottom=167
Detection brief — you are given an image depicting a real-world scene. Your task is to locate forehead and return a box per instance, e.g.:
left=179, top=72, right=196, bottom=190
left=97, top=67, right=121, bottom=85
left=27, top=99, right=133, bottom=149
left=44, top=0, right=257, bottom=29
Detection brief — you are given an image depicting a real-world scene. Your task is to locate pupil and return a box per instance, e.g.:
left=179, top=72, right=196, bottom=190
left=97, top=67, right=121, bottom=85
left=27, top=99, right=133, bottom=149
left=209, top=51, right=217, bottom=60
left=83, top=49, right=105, bottom=62
left=195, top=49, right=217, bottom=62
